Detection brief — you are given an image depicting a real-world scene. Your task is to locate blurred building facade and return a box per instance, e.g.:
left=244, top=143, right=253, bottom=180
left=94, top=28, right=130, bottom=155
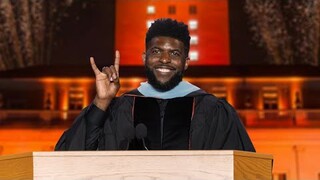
left=0, top=0, right=320, bottom=180
left=1, top=70, right=320, bottom=180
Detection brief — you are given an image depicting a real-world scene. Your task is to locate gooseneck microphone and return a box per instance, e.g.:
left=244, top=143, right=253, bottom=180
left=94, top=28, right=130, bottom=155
left=135, top=123, right=149, bottom=150
left=119, top=126, right=135, bottom=150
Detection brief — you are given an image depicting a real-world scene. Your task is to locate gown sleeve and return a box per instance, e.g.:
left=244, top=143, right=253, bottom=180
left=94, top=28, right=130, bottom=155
left=54, top=103, right=109, bottom=151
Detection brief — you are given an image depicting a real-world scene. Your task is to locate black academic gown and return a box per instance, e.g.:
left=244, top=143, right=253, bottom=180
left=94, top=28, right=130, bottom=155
left=55, top=89, right=255, bottom=152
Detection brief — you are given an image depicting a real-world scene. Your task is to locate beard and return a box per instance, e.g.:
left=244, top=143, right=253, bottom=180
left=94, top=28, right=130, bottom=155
left=145, top=65, right=184, bottom=91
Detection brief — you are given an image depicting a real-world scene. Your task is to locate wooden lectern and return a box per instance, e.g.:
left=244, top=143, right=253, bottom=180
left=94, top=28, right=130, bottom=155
left=0, top=150, right=272, bottom=180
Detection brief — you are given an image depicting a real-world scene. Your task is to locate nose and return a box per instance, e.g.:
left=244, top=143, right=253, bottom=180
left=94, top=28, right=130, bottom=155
left=159, top=52, right=171, bottom=64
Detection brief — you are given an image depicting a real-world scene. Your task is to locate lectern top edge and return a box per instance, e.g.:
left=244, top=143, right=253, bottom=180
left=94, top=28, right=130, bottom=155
left=0, top=150, right=272, bottom=160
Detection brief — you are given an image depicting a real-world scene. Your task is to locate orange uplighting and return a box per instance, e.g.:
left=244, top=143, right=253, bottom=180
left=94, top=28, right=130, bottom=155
left=83, top=89, right=90, bottom=108
left=38, top=78, right=95, bottom=111
left=291, top=82, right=303, bottom=109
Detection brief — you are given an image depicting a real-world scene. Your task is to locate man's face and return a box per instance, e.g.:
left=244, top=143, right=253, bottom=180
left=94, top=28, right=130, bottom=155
left=144, top=36, right=189, bottom=91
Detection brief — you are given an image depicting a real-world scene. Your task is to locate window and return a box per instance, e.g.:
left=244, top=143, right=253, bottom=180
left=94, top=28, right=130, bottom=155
left=68, top=87, right=84, bottom=110
left=189, top=5, right=197, bottom=14
left=168, top=5, right=176, bottom=14
left=262, top=86, right=278, bottom=110
left=188, top=20, right=198, bottom=30
left=147, top=6, right=155, bottom=14
left=189, top=51, right=199, bottom=61
left=190, top=35, right=198, bottom=45
left=146, top=20, right=154, bottom=28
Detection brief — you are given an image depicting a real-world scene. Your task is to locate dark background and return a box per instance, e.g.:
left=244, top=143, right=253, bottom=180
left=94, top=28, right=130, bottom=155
left=51, top=0, right=268, bottom=67
left=52, top=0, right=116, bottom=67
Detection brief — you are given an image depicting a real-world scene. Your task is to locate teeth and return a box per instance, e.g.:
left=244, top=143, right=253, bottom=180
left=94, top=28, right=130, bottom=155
left=157, top=68, right=171, bottom=73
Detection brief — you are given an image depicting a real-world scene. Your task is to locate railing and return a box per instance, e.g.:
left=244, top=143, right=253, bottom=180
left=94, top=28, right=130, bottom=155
left=237, top=109, right=320, bottom=127
left=0, top=109, right=320, bottom=127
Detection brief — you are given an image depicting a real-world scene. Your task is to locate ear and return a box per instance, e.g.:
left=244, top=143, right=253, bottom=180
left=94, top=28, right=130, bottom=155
left=184, top=57, right=190, bottom=70
left=142, top=52, right=146, bottom=64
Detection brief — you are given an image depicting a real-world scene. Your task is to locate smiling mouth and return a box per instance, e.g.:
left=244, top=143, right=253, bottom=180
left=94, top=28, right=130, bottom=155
left=155, top=66, right=175, bottom=73
left=156, top=68, right=171, bottom=73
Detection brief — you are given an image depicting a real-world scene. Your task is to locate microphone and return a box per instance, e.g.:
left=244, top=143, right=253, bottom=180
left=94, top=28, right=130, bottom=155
left=119, top=126, right=135, bottom=150
left=135, top=123, right=149, bottom=150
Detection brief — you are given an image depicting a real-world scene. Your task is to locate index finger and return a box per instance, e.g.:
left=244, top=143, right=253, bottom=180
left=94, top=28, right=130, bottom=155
left=90, top=57, right=101, bottom=76
left=114, top=50, right=120, bottom=75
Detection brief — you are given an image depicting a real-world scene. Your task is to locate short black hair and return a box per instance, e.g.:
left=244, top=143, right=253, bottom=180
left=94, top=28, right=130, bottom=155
left=145, top=18, right=190, bottom=56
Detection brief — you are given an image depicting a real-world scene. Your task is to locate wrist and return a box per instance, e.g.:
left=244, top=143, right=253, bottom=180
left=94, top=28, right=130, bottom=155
left=93, top=96, right=112, bottom=111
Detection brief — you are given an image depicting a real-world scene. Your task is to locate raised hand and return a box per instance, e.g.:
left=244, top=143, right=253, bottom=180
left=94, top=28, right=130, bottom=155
left=90, top=50, right=120, bottom=111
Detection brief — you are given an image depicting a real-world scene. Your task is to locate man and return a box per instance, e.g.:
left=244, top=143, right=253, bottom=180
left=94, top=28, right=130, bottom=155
left=55, top=18, right=255, bottom=151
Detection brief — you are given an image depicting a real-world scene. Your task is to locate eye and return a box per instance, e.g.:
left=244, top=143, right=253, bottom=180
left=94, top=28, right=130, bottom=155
left=171, top=51, right=181, bottom=57
left=150, top=48, right=161, bottom=54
